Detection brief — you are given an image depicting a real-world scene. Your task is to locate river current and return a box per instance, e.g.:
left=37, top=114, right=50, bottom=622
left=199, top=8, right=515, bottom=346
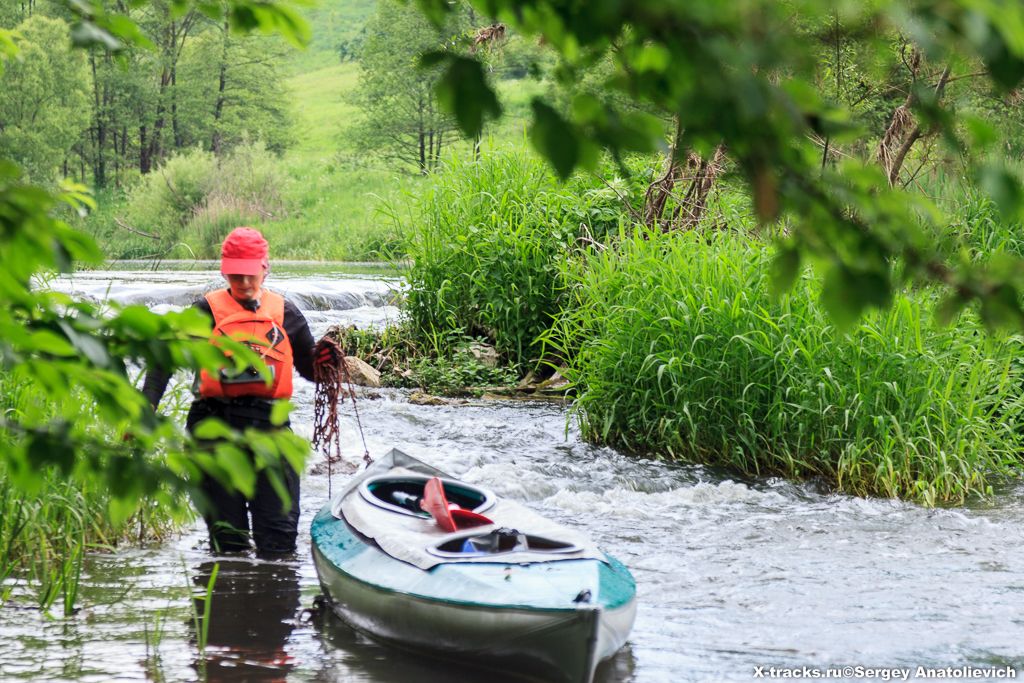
left=2, top=266, right=1023, bottom=682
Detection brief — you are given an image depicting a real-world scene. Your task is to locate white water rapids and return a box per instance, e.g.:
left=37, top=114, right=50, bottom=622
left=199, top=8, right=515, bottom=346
left=2, top=266, right=1023, bottom=682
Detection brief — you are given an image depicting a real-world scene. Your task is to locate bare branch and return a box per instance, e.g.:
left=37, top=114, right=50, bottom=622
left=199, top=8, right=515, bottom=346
left=114, top=217, right=160, bottom=240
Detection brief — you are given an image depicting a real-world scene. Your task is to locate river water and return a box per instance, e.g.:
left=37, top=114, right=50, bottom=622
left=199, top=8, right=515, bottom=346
left=3, top=267, right=1024, bottom=682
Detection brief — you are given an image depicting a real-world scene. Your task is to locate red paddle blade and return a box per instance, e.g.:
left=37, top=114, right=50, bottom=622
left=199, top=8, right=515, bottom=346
left=451, top=508, right=494, bottom=530
left=420, top=477, right=456, bottom=532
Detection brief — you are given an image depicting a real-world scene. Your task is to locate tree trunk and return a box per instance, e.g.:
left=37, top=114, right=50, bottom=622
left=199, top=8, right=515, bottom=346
left=419, top=129, right=426, bottom=173
left=642, top=118, right=683, bottom=226
left=90, top=54, right=107, bottom=188
left=643, top=119, right=726, bottom=231
left=112, top=128, right=119, bottom=185
left=147, top=12, right=196, bottom=169
left=171, top=62, right=182, bottom=149
left=210, top=20, right=229, bottom=154
left=671, top=145, right=727, bottom=230
left=876, top=47, right=952, bottom=187
left=139, top=125, right=150, bottom=174
left=885, top=65, right=952, bottom=186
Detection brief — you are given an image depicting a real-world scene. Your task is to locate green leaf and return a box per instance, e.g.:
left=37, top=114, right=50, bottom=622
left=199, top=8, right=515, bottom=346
left=107, top=496, right=138, bottom=527
left=270, top=400, right=293, bottom=427
left=102, top=15, right=155, bottom=50
left=934, top=294, right=967, bottom=326
left=413, top=0, right=452, bottom=26
left=435, top=57, right=502, bottom=138
left=28, top=330, right=76, bottom=357
left=571, top=93, right=604, bottom=123
left=193, top=418, right=235, bottom=441
left=962, top=114, right=998, bottom=151
left=820, top=266, right=890, bottom=331
left=27, top=428, right=74, bottom=475
left=252, top=4, right=311, bottom=48
left=632, top=44, right=671, bottom=73
left=114, top=306, right=163, bottom=337
left=169, top=0, right=191, bottom=19
left=215, top=444, right=256, bottom=498
left=197, top=2, right=224, bottom=19
left=57, top=321, right=110, bottom=368
left=70, top=21, right=122, bottom=51
left=613, top=111, right=661, bottom=153
left=530, top=99, right=578, bottom=180
left=979, top=284, right=1024, bottom=330
left=982, top=40, right=1024, bottom=91
left=418, top=50, right=447, bottom=68
left=263, top=468, right=291, bottom=513
left=229, top=5, right=260, bottom=32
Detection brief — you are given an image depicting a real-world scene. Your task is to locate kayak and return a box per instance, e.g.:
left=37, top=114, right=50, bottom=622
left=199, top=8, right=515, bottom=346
left=310, top=449, right=637, bottom=683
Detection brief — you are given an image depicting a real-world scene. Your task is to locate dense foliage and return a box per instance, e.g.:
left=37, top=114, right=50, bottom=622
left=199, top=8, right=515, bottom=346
left=0, top=1, right=294, bottom=188
left=84, top=142, right=287, bottom=259
left=545, top=229, right=1024, bottom=504
left=418, top=0, right=1024, bottom=327
left=0, top=0, right=313, bottom=611
left=404, top=150, right=629, bottom=367
left=349, top=0, right=466, bottom=172
left=0, top=15, right=89, bottom=182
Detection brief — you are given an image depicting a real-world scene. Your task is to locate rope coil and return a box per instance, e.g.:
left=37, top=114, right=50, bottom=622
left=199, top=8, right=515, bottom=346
left=313, top=337, right=372, bottom=496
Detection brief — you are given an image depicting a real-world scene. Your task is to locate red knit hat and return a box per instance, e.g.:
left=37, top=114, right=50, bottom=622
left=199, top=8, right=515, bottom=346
left=220, top=227, right=268, bottom=276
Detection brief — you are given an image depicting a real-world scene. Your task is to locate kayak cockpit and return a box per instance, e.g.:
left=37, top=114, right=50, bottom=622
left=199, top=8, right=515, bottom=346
left=359, top=475, right=496, bottom=518
left=429, top=527, right=583, bottom=558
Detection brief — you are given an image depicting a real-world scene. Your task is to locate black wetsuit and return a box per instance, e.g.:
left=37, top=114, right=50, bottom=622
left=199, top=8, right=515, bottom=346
left=143, top=290, right=316, bottom=555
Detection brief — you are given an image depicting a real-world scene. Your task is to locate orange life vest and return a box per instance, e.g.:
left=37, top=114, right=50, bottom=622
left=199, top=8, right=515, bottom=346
left=198, top=288, right=294, bottom=400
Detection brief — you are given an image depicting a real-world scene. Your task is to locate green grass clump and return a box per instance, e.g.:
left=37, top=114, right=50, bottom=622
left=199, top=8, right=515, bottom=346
left=404, top=149, right=632, bottom=368
left=0, top=371, right=184, bottom=614
left=547, top=228, right=1024, bottom=505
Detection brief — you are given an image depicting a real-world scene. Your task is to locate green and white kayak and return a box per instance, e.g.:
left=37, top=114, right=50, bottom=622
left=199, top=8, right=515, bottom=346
left=310, top=449, right=637, bottom=683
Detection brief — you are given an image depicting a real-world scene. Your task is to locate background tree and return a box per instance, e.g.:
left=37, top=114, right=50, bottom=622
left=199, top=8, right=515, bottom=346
left=0, top=0, right=295, bottom=189
left=176, top=27, right=293, bottom=155
left=0, top=15, right=90, bottom=182
left=351, top=0, right=468, bottom=173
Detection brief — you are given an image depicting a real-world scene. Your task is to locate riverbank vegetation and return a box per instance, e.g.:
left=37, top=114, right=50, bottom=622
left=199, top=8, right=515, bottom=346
left=392, top=148, right=1024, bottom=503
left=549, top=229, right=1024, bottom=505
left=0, top=372, right=186, bottom=614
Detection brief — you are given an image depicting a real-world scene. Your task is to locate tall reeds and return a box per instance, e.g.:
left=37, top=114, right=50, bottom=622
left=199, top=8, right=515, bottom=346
left=0, top=371, right=181, bottom=614
left=404, top=150, right=630, bottom=368
left=546, top=229, right=1024, bottom=504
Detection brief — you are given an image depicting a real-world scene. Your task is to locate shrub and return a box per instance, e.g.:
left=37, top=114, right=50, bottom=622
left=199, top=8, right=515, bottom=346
left=404, top=150, right=633, bottom=369
left=109, top=142, right=288, bottom=259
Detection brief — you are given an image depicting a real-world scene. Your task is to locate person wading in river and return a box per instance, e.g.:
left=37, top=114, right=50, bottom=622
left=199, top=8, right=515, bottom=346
left=143, top=226, right=341, bottom=556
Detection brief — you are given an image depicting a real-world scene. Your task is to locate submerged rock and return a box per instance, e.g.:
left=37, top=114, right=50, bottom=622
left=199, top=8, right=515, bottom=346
left=409, top=391, right=448, bottom=406
left=536, top=368, right=569, bottom=393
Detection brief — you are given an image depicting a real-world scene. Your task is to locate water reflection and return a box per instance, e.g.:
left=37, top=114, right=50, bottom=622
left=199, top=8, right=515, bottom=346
left=595, top=644, right=637, bottom=683
left=310, top=606, right=526, bottom=683
left=308, top=604, right=637, bottom=683
left=191, top=558, right=301, bottom=682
